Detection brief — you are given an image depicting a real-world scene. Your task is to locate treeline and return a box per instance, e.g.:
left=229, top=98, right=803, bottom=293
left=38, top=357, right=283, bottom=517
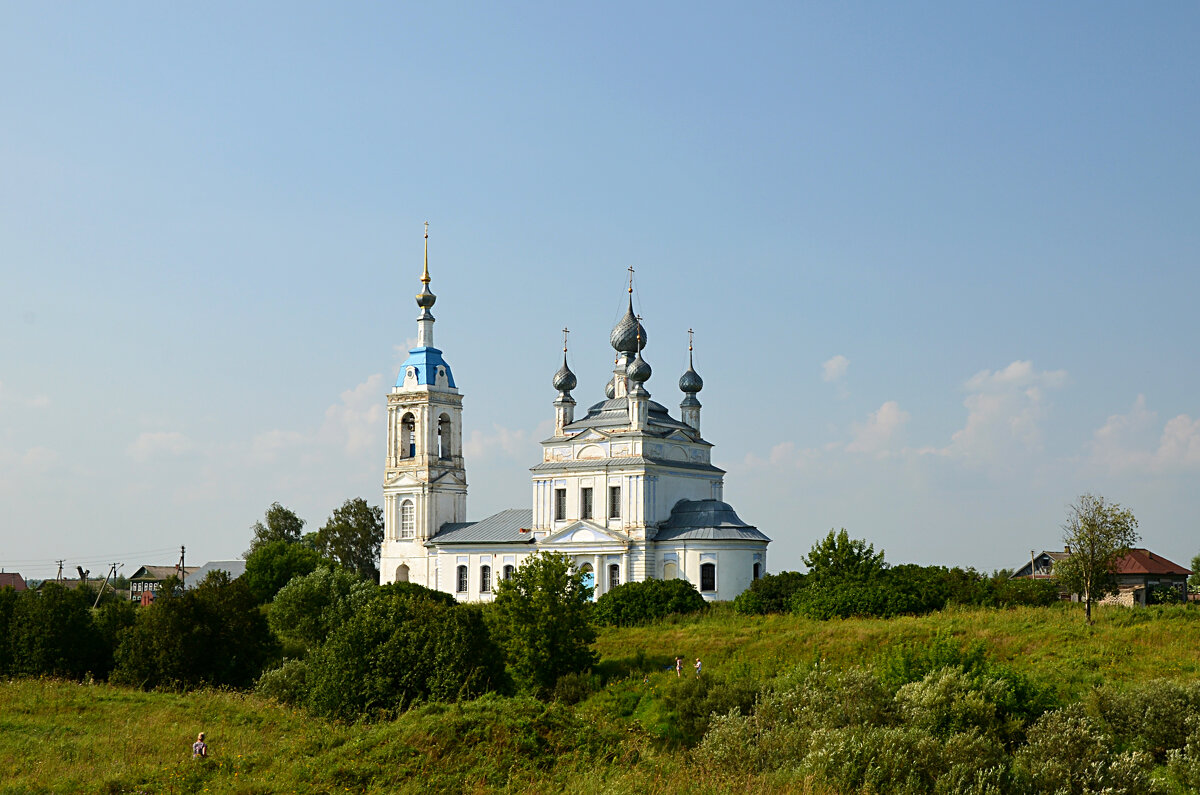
left=735, top=529, right=1061, bottom=618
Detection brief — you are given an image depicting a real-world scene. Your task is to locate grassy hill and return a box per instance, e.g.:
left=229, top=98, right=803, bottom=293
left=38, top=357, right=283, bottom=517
left=2, top=603, right=1198, bottom=794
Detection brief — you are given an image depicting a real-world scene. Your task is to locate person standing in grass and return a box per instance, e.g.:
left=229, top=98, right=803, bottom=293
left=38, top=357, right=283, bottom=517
left=675, top=656, right=682, bottom=677
left=694, top=658, right=702, bottom=677
left=192, top=732, right=207, bottom=759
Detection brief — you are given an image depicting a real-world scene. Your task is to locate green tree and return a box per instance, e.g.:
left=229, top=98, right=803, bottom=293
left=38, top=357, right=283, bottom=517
left=491, top=551, right=597, bottom=697
left=803, top=529, right=886, bottom=584
left=306, top=590, right=505, bottom=719
left=1190, top=553, right=1200, bottom=593
left=311, top=498, right=384, bottom=581
left=245, top=502, right=306, bottom=557
left=268, top=566, right=377, bottom=651
left=0, top=586, right=19, bottom=674
left=8, top=584, right=104, bottom=679
left=243, top=539, right=324, bottom=603
left=112, top=570, right=276, bottom=689
left=1054, top=493, right=1139, bottom=623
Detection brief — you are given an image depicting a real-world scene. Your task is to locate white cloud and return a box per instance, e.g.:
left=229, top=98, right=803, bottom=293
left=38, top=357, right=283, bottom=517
left=127, top=431, right=193, bottom=462
left=845, top=401, right=910, bottom=457
left=463, top=420, right=551, bottom=462
left=318, top=374, right=387, bottom=456
left=1089, top=395, right=1200, bottom=473
left=822, top=355, right=849, bottom=383
left=931, top=361, right=1067, bottom=463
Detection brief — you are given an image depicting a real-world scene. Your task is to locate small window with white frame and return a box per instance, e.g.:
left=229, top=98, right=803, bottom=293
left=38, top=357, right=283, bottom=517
left=608, top=485, right=621, bottom=519
left=456, top=565, right=468, bottom=593
left=480, top=565, right=492, bottom=593
left=400, top=499, right=415, bottom=539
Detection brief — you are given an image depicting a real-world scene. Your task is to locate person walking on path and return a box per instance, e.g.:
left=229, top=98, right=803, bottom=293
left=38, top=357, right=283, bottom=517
left=694, top=658, right=702, bottom=677
left=675, top=657, right=682, bottom=678
left=192, top=732, right=208, bottom=759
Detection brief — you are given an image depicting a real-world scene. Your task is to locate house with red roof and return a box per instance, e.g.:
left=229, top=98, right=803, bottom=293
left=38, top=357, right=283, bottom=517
left=0, top=572, right=28, bottom=591
left=1012, top=547, right=1191, bottom=606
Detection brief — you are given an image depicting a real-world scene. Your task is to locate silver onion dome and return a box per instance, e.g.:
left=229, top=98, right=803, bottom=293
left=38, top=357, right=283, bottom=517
left=609, top=298, right=648, bottom=353
left=605, top=379, right=616, bottom=399
left=679, top=359, right=703, bottom=393
left=553, top=355, right=577, bottom=393
left=626, top=350, right=652, bottom=384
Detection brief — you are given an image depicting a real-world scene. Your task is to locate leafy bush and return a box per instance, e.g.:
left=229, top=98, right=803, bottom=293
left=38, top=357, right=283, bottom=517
left=552, top=671, right=600, bottom=705
left=268, top=566, right=377, bottom=651
left=242, top=539, right=324, bottom=603
left=1168, top=716, right=1200, bottom=790
left=732, top=570, right=806, bottom=615
left=8, top=584, right=105, bottom=679
left=1012, top=704, right=1157, bottom=795
left=592, top=578, right=707, bottom=626
left=660, top=673, right=760, bottom=746
left=306, top=593, right=506, bottom=719
left=1087, top=678, right=1200, bottom=759
left=255, top=658, right=310, bottom=705
left=111, top=571, right=277, bottom=689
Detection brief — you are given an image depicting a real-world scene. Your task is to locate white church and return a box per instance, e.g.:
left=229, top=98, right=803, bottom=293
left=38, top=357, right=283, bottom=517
left=379, top=233, right=769, bottom=601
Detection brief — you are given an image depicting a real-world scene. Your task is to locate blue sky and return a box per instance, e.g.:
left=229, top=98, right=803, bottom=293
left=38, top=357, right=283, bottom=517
left=2, top=3, right=1197, bottom=580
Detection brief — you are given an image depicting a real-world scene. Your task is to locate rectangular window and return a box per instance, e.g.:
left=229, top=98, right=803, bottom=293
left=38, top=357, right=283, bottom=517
left=554, top=488, right=566, bottom=521
left=608, top=564, right=620, bottom=591
left=456, top=565, right=468, bottom=593
left=609, top=486, right=621, bottom=519
left=480, top=565, right=492, bottom=593
left=581, top=487, right=593, bottom=519
left=700, top=562, right=716, bottom=592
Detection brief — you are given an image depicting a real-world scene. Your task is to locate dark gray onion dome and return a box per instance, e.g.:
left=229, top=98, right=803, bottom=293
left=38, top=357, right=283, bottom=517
left=626, top=351, right=652, bottom=383
left=679, top=363, right=703, bottom=393
left=605, top=379, right=616, bottom=399
left=609, top=298, right=648, bottom=353
left=552, top=355, right=577, bottom=393
left=416, top=283, right=437, bottom=309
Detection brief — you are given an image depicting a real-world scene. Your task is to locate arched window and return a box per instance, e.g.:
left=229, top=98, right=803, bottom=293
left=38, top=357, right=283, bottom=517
left=752, top=562, right=761, bottom=580
left=400, top=413, right=416, bottom=458
left=579, top=564, right=595, bottom=601
left=456, top=565, right=468, bottom=594
left=400, top=500, right=415, bottom=539
left=438, top=414, right=452, bottom=460
left=503, top=564, right=515, bottom=581
left=700, top=562, right=716, bottom=592
left=663, top=561, right=678, bottom=580
left=608, top=564, right=620, bottom=591
left=480, top=565, right=492, bottom=593
left=396, top=563, right=410, bottom=583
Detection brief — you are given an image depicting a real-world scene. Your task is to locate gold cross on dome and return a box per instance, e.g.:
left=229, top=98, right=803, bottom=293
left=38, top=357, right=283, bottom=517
left=627, top=265, right=635, bottom=293
left=688, top=328, right=694, bottom=351
left=562, top=327, right=569, bottom=352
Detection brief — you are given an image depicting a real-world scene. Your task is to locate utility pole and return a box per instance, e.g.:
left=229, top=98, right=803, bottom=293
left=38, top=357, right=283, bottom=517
left=93, top=562, right=119, bottom=609
left=56, top=560, right=64, bottom=582
left=177, top=545, right=186, bottom=577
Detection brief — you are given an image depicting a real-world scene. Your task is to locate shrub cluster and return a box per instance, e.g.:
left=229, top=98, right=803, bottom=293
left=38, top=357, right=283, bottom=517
left=592, top=578, right=708, bottom=626
left=696, top=652, right=1200, bottom=794
left=734, top=530, right=1061, bottom=620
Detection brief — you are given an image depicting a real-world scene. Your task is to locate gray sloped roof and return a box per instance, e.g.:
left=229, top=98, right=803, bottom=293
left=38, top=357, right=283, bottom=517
left=564, top=398, right=697, bottom=435
left=183, top=560, right=247, bottom=589
left=530, top=456, right=724, bottom=475
left=654, top=499, right=771, bottom=543
left=430, top=508, right=535, bottom=545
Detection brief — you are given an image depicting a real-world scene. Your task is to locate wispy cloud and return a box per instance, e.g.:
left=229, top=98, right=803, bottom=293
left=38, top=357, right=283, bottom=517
left=845, top=401, right=910, bottom=457
left=923, top=361, right=1067, bottom=464
left=821, top=355, right=849, bottom=383
left=127, top=431, right=193, bottom=462
left=1089, top=395, right=1200, bottom=474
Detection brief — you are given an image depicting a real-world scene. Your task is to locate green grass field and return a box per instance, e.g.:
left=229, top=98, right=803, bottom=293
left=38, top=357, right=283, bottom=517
left=2, top=603, right=1197, bottom=794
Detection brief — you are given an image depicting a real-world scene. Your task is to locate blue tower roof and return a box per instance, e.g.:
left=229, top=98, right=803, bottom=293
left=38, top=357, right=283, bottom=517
left=398, top=346, right=456, bottom=388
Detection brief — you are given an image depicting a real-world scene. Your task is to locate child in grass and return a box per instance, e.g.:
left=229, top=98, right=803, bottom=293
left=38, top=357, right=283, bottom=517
left=192, top=732, right=207, bottom=759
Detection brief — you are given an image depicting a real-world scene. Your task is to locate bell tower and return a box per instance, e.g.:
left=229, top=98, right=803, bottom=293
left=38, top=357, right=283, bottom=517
left=380, top=224, right=467, bottom=587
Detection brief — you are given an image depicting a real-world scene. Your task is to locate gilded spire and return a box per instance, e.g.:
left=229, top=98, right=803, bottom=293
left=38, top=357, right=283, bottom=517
left=421, top=221, right=431, bottom=285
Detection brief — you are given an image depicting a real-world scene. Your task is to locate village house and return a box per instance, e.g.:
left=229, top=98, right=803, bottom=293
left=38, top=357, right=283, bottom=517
left=1012, top=547, right=1191, bottom=606
left=0, top=573, right=28, bottom=591
left=128, top=565, right=197, bottom=605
